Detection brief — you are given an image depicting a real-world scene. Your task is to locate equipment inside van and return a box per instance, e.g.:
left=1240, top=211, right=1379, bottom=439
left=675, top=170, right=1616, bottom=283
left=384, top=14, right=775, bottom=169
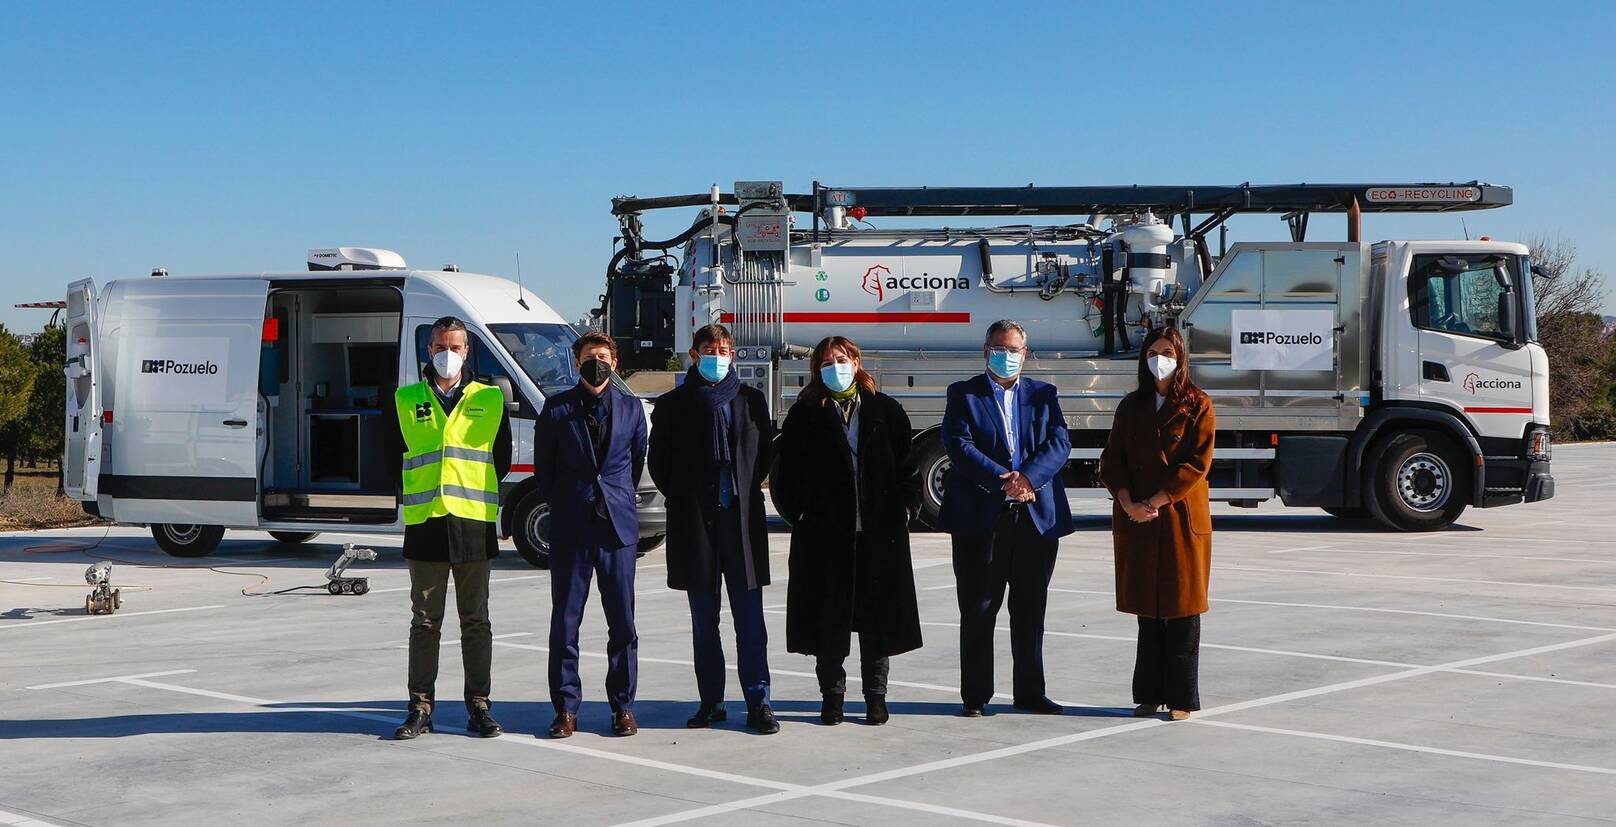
left=61, top=248, right=667, bottom=564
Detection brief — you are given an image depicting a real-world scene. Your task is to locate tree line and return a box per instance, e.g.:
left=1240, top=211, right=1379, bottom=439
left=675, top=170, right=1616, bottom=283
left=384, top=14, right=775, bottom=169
left=0, top=322, right=65, bottom=491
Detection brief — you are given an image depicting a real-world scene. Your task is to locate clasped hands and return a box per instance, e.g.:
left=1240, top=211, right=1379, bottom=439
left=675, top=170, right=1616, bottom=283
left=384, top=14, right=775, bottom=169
left=999, top=470, right=1037, bottom=502
left=1122, top=491, right=1169, bottom=523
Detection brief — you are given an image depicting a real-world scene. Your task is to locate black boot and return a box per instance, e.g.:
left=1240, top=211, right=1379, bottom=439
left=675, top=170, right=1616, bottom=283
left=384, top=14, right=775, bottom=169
left=864, top=694, right=889, bottom=726
left=747, top=704, right=780, bottom=735
left=393, top=708, right=432, bottom=740
left=820, top=694, right=845, bottom=726
left=467, top=707, right=503, bottom=738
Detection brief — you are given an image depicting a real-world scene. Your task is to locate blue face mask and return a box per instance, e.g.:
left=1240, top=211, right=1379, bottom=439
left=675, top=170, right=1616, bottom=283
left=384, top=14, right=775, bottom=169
left=820, top=361, right=856, bottom=393
left=698, top=353, right=731, bottom=383
left=987, top=349, right=1023, bottom=379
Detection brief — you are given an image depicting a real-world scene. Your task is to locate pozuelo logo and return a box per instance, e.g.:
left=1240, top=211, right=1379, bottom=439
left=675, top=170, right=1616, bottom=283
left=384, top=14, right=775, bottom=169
left=1239, top=331, right=1325, bottom=345
left=1463, top=372, right=1523, bottom=394
left=141, top=358, right=219, bottom=375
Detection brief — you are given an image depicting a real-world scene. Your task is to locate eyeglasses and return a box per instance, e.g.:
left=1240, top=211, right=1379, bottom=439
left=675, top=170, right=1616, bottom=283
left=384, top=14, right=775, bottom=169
left=986, top=346, right=1025, bottom=356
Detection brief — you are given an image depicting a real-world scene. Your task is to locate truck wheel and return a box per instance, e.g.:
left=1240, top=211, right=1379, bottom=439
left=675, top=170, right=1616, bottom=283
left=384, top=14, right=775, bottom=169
left=1365, top=431, right=1470, bottom=532
left=151, top=524, right=225, bottom=557
left=913, top=434, right=949, bottom=530
left=512, top=490, right=552, bottom=569
left=268, top=531, right=320, bottom=544
left=636, top=534, right=665, bottom=558
left=1321, top=506, right=1369, bottom=520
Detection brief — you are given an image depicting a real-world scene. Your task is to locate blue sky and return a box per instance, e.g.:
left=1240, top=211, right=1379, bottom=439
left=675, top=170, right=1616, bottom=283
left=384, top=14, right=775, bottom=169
left=3, top=1, right=1612, bottom=333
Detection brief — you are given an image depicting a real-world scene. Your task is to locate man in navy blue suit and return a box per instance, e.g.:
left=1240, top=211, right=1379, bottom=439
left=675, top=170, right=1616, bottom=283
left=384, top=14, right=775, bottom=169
left=939, top=319, right=1075, bottom=718
left=533, top=331, right=648, bottom=738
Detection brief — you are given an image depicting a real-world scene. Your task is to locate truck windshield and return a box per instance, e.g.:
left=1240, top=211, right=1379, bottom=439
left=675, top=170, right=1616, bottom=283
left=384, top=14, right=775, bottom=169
left=488, top=323, right=584, bottom=395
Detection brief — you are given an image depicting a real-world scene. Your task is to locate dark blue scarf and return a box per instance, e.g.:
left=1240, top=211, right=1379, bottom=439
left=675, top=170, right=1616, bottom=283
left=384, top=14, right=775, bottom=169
left=686, top=364, right=740, bottom=470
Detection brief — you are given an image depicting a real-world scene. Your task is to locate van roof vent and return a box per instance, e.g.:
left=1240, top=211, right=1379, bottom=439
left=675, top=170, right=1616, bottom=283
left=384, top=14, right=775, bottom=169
left=307, top=247, right=408, bottom=271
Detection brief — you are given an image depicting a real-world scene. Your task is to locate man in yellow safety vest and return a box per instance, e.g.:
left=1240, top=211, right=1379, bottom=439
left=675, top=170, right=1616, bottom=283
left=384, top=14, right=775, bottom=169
left=392, top=315, right=511, bottom=740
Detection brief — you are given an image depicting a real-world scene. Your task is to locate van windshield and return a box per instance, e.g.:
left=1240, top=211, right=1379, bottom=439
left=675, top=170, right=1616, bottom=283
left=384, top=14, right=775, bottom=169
left=487, top=323, right=583, bottom=395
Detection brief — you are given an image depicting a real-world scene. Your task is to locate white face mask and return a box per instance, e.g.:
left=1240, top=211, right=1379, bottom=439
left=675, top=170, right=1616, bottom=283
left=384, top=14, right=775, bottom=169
left=432, top=349, right=465, bottom=380
left=1147, top=354, right=1177, bottom=382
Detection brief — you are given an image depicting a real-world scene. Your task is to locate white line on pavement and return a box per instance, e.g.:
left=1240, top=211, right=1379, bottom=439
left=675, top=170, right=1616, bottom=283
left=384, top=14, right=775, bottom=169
left=1046, top=588, right=1616, bottom=633
left=393, top=631, right=533, bottom=649
left=0, top=809, right=61, bottom=827
left=62, top=669, right=1055, bottom=827
left=0, top=605, right=225, bottom=633
left=26, top=669, right=198, bottom=690
left=1192, top=720, right=1616, bottom=775
left=1215, top=564, right=1616, bottom=594
left=632, top=630, right=1616, bottom=825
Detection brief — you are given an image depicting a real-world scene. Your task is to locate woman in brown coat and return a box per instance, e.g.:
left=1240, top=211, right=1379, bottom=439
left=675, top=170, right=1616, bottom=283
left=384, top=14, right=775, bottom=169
left=1099, top=326, right=1215, bottom=721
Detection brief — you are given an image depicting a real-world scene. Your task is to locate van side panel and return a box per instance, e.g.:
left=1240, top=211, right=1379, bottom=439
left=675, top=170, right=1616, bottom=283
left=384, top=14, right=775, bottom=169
left=100, top=278, right=269, bottom=527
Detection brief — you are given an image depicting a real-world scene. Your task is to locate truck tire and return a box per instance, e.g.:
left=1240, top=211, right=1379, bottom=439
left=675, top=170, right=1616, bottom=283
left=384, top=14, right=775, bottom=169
left=152, top=524, right=226, bottom=557
left=1364, top=431, right=1470, bottom=532
left=637, top=534, right=665, bottom=558
left=1321, top=506, right=1369, bottom=520
left=511, top=490, right=552, bottom=569
left=913, top=434, right=949, bottom=531
left=268, top=531, right=320, bottom=544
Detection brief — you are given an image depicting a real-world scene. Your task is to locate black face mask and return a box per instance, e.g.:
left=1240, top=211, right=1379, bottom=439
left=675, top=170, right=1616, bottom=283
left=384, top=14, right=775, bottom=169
left=579, top=358, right=613, bottom=387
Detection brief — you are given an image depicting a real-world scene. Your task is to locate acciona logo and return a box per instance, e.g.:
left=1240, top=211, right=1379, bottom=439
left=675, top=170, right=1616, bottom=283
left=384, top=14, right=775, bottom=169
left=861, top=263, right=970, bottom=302
left=141, top=359, right=220, bottom=375
left=1239, top=331, right=1325, bottom=346
left=1463, top=373, right=1523, bottom=394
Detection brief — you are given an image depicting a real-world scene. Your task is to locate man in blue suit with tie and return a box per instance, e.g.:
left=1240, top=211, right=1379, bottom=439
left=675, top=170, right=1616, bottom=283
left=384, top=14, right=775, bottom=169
left=939, top=319, right=1075, bottom=718
left=533, top=331, right=648, bottom=738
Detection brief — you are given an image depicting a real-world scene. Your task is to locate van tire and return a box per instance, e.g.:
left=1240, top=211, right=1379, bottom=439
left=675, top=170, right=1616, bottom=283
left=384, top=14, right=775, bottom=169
left=913, top=434, right=948, bottom=531
left=512, top=490, right=551, bottom=569
left=636, top=534, right=665, bottom=559
left=1364, top=430, right=1470, bottom=532
left=268, top=531, right=320, bottom=544
left=152, top=524, right=225, bottom=557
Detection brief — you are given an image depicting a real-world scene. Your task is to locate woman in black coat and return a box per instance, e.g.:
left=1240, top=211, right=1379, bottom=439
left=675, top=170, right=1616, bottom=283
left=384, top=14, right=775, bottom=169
left=772, top=335, right=923, bottom=727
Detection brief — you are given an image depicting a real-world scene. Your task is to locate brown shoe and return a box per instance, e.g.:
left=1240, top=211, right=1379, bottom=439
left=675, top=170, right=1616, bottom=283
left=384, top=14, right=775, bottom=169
left=1168, top=709, right=1191, bottom=721
left=612, top=710, right=638, bottom=737
left=1133, top=704, right=1161, bottom=718
left=548, top=712, right=577, bottom=738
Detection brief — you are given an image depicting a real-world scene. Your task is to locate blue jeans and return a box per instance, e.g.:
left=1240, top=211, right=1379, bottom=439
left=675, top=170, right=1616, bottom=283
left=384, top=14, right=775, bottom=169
left=686, top=505, right=770, bottom=709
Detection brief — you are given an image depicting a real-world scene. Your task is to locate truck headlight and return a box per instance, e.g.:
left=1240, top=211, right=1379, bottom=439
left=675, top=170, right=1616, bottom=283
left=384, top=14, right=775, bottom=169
left=1526, top=429, right=1552, bottom=462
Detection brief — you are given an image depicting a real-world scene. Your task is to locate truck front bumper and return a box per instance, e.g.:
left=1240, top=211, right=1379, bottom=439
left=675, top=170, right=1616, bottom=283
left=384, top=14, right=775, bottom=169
left=1480, top=457, right=1554, bottom=507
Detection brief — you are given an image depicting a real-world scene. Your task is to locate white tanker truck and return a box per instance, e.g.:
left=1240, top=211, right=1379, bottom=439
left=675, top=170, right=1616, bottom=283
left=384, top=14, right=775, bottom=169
left=601, top=181, right=1555, bottom=532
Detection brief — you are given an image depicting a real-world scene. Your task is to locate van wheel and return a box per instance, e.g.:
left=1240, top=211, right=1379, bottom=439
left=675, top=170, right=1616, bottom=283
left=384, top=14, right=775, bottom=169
left=1365, top=431, right=1470, bottom=532
left=152, top=524, right=226, bottom=557
left=512, top=490, right=551, bottom=569
left=268, top=531, right=320, bottom=544
left=913, top=434, right=948, bottom=530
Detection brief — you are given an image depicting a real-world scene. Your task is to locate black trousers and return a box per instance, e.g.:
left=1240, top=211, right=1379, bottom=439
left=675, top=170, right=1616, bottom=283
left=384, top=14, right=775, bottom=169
left=1133, top=615, right=1201, bottom=711
left=951, top=504, right=1058, bottom=708
left=815, top=631, right=891, bottom=697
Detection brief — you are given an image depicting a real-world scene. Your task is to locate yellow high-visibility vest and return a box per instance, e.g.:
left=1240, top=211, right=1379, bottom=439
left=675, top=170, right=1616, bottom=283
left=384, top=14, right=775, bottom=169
left=395, top=380, right=504, bottom=525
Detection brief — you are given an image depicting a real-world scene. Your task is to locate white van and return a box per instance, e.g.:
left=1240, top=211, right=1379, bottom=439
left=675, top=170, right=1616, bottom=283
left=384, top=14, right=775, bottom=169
left=61, top=248, right=665, bottom=566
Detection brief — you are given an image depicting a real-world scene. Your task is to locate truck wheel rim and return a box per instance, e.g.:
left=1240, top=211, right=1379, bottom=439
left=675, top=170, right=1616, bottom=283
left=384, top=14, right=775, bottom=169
left=166, top=525, right=201, bottom=544
left=1396, top=452, right=1451, bottom=512
left=926, top=455, right=951, bottom=510
left=524, top=505, right=551, bottom=555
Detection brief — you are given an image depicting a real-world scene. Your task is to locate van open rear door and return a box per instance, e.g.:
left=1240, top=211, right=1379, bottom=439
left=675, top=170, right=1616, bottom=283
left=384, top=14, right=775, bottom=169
left=63, top=279, right=103, bottom=502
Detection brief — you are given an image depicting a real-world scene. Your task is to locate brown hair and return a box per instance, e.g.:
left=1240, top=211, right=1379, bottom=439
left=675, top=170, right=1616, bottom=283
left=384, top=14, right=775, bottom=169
left=1137, top=326, right=1201, bottom=403
left=571, top=330, right=617, bottom=360
left=692, top=323, right=734, bottom=351
left=800, top=335, right=877, bottom=406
